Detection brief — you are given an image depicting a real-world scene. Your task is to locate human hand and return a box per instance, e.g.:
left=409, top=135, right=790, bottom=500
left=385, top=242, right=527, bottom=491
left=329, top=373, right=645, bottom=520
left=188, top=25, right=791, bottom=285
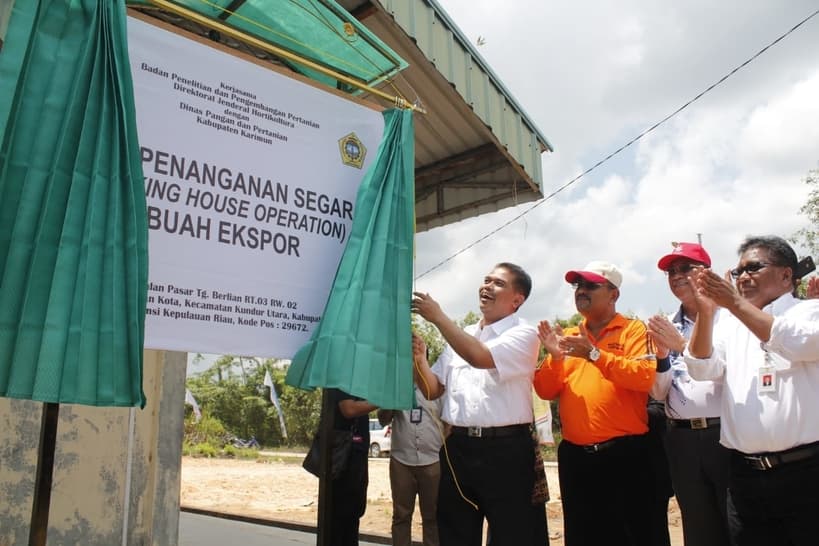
left=537, top=320, right=564, bottom=357
left=558, top=323, right=596, bottom=360
left=690, top=268, right=725, bottom=314
left=411, top=333, right=428, bottom=363
left=411, top=291, right=446, bottom=324
left=807, top=276, right=819, bottom=299
left=646, top=315, right=680, bottom=358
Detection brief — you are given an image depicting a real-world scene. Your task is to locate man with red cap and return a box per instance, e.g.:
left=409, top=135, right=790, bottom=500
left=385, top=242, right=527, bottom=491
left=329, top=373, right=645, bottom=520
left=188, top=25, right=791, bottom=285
left=534, top=261, right=659, bottom=546
left=647, top=242, right=730, bottom=546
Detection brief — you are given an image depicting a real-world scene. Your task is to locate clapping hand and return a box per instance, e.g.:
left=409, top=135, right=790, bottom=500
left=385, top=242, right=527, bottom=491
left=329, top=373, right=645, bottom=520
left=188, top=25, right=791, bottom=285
left=646, top=315, right=681, bottom=358
left=537, top=320, right=565, bottom=358
left=807, top=276, right=819, bottom=299
left=691, top=268, right=727, bottom=314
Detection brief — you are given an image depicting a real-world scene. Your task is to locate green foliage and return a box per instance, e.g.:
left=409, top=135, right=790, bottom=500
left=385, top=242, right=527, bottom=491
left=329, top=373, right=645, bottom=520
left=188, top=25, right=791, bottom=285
left=278, top=383, right=322, bottom=445
left=412, top=310, right=480, bottom=364
left=412, top=316, right=445, bottom=363
left=186, top=355, right=321, bottom=449
left=184, top=414, right=228, bottom=446
left=190, top=442, right=217, bottom=457
left=460, top=311, right=480, bottom=327
left=794, top=167, right=819, bottom=256
left=555, top=313, right=583, bottom=328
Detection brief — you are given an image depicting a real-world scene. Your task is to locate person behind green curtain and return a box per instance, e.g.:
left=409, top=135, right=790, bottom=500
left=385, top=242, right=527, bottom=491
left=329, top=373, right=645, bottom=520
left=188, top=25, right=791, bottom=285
left=330, top=389, right=378, bottom=546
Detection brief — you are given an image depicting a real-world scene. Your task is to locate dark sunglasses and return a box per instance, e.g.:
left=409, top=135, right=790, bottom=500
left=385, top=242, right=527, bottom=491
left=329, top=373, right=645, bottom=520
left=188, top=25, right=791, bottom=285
left=730, top=261, right=773, bottom=279
left=571, top=281, right=606, bottom=291
left=665, top=263, right=699, bottom=277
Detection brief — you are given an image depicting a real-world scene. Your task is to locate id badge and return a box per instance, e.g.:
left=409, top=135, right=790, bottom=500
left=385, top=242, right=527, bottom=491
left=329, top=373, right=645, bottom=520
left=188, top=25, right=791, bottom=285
left=410, top=408, right=422, bottom=423
left=757, top=367, right=776, bottom=394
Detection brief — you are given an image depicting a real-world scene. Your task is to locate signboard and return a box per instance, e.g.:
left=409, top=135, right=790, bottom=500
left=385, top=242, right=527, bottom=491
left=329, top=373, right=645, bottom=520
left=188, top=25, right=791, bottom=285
left=127, top=16, right=384, bottom=357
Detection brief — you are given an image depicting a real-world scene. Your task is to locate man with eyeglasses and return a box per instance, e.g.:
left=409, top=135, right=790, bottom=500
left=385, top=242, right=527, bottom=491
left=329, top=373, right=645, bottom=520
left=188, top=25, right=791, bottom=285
left=646, top=242, right=730, bottom=546
left=534, top=261, right=658, bottom=546
left=685, top=235, right=819, bottom=546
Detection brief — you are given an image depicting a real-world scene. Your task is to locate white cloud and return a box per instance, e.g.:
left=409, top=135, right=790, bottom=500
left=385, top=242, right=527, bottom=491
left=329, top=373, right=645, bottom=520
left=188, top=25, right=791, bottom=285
left=416, top=1, right=819, bottom=325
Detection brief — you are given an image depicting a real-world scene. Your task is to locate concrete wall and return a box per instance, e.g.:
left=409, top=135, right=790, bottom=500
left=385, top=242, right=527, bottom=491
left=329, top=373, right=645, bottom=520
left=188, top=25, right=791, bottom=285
left=0, top=350, right=186, bottom=546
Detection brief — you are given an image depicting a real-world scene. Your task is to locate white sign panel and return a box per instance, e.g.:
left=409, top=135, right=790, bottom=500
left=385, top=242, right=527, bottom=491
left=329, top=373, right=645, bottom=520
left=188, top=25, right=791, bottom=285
left=127, top=17, right=384, bottom=357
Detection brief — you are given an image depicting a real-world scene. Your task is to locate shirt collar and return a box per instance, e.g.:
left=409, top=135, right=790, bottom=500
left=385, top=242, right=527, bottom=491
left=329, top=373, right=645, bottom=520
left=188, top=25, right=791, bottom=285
left=764, top=291, right=798, bottom=315
left=582, top=312, right=628, bottom=341
left=481, top=312, right=520, bottom=336
left=671, top=304, right=694, bottom=327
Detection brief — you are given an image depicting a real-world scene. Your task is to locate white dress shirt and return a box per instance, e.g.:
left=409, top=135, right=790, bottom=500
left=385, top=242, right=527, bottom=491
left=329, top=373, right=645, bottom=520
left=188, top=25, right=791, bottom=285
left=650, top=306, right=723, bottom=419
left=685, top=293, right=819, bottom=453
left=431, top=313, right=539, bottom=427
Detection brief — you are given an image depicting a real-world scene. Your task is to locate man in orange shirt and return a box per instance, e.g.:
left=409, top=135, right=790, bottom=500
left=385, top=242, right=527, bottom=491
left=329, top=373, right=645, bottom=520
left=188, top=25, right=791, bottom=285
left=535, top=261, right=663, bottom=546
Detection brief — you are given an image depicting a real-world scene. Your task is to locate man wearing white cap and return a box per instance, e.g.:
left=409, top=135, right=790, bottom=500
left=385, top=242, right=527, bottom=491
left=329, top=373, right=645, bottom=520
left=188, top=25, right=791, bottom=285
left=647, top=242, right=730, bottom=546
left=534, top=261, right=659, bottom=546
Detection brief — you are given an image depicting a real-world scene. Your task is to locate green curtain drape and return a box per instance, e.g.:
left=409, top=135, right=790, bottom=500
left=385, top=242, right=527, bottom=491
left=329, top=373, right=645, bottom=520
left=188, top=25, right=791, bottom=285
left=0, top=0, right=148, bottom=407
left=286, top=108, right=415, bottom=410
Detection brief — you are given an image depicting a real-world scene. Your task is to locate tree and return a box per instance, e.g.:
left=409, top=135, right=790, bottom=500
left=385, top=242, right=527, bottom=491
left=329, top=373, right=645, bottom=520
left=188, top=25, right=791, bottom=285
left=411, top=310, right=480, bottom=364
left=555, top=313, right=583, bottom=328
left=186, top=355, right=321, bottom=447
left=793, top=167, right=819, bottom=256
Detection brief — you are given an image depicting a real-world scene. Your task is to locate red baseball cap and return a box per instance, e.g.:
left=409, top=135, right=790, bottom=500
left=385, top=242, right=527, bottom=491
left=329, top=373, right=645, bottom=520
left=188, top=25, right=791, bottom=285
left=657, top=242, right=711, bottom=271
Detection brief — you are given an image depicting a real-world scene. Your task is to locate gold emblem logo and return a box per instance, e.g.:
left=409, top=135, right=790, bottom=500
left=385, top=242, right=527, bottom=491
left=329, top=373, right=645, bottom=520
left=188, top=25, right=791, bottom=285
left=338, top=133, right=366, bottom=169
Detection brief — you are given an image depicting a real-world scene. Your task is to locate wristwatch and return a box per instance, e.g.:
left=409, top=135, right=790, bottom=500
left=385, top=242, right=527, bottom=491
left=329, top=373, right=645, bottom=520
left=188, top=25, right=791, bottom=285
left=588, top=347, right=601, bottom=362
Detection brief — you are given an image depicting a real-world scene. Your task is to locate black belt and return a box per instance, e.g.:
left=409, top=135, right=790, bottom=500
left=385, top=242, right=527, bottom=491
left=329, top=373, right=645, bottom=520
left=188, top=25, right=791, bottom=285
left=738, top=441, right=819, bottom=471
left=450, top=424, right=530, bottom=438
left=578, top=434, right=643, bottom=454
left=667, top=417, right=720, bottom=430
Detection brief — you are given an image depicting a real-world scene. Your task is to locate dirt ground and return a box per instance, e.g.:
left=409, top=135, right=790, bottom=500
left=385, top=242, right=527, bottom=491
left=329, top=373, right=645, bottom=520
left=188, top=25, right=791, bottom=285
left=180, top=454, right=684, bottom=545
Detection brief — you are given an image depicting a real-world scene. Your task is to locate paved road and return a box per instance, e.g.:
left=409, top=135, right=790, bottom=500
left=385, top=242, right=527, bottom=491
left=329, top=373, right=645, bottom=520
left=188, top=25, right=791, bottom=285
left=179, top=511, right=387, bottom=546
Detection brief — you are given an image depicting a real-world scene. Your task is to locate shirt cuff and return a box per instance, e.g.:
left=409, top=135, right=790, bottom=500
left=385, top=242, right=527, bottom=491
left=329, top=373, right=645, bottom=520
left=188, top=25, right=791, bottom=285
left=656, top=355, right=671, bottom=373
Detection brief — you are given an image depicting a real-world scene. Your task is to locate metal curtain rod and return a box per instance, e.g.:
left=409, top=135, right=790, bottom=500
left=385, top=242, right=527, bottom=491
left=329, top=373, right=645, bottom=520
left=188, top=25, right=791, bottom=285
left=145, top=0, right=426, bottom=113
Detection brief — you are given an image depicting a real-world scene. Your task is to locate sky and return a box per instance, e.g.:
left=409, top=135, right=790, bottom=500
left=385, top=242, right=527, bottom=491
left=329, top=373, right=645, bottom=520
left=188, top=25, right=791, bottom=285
left=189, top=1, right=819, bottom=374
left=412, top=0, right=819, bottom=325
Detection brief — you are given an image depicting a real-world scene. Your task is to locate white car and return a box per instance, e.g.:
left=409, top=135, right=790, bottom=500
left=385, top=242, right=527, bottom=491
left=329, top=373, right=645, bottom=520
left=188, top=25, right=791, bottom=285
left=368, top=419, right=391, bottom=457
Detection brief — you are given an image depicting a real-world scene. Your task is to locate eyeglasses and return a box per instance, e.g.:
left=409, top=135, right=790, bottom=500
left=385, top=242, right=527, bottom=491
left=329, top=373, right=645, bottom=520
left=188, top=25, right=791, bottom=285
left=665, top=263, right=699, bottom=277
left=571, top=281, right=606, bottom=291
left=730, top=261, right=773, bottom=279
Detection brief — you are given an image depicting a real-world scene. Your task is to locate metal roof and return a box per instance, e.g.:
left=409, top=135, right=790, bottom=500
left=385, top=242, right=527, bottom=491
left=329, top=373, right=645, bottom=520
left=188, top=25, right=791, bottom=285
left=127, top=0, right=407, bottom=89
left=339, top=0, right=552, bottom=231
left=127, top=0, right=552, bottom=232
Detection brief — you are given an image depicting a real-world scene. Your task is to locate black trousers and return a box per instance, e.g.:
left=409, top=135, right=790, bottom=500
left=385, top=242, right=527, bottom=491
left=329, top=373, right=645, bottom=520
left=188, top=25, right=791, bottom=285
left=727, top=448, right=819, bottom=546
left=665, top=425, right=730, bottom=546
left=331, top=449, right=368, bottom=546
left=437, top=431, right=548, bottom=546
left=558, top=435, right=654, bottom=546
left=646, top=403, right=673, bottom=546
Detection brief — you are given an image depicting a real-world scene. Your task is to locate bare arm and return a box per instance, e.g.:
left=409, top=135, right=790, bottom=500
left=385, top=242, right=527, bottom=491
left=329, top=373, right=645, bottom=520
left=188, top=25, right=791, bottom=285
left=412, top=291, right=495, bottom=369
left=338, top=399, right=377, bottom=419
left=377, top=409, right=394, bottom=426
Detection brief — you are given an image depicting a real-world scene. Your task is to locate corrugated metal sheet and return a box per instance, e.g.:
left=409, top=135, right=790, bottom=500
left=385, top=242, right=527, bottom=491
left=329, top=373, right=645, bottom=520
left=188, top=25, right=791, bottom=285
left=127, top=0, right=552, bottom=231
left=341, top=0, right=552, bottom=231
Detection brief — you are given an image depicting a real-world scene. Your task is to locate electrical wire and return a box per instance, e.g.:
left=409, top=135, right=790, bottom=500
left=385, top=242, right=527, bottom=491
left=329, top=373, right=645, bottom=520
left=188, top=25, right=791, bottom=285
left=415, top=6, right=819, bottom=280
left=413, top=354, right=479, bottom=510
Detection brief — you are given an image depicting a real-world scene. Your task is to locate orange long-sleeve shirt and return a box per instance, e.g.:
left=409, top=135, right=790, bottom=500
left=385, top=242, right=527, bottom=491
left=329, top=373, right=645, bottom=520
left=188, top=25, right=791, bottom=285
left=534, top=314, right=656, bottom=445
